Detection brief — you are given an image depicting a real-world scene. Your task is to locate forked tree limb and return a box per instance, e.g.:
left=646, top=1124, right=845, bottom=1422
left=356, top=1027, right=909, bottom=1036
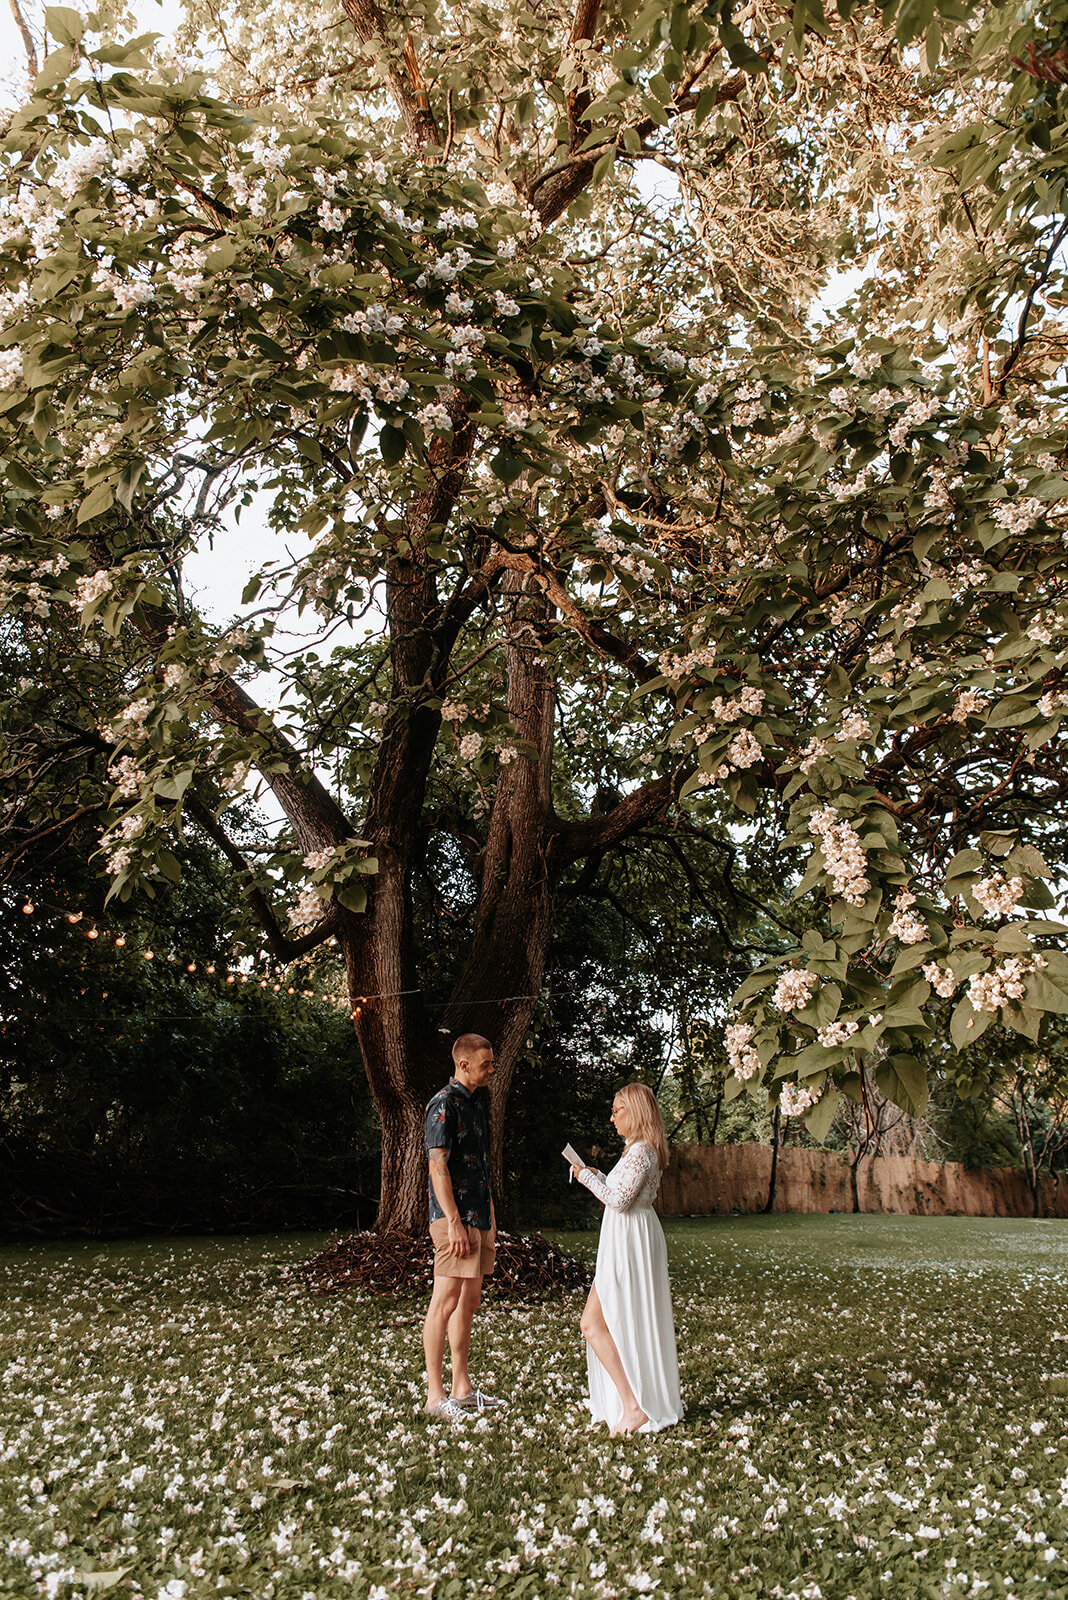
left=184, top=792, right=342, bottom=961
left=338, top=0, right=441, bottom=149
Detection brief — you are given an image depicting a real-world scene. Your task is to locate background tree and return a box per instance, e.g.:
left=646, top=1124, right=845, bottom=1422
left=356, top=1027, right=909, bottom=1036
left=2, top=0, right=1068, bottom=1233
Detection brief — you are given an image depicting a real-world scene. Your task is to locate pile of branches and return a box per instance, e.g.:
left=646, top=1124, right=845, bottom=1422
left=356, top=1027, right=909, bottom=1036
left=298, top=1229, right=591, bottom=1299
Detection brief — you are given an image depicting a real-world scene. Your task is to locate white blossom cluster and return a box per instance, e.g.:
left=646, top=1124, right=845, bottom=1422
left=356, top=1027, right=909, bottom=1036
left=708, top=687, right=765, bottom=724
left=417, top=403, right=452, bottom=434
left=290, top=887, right=326, bottom=931
left=848, top=347, right=882, bottom=377
left=440, top=700, right=471, bottom=723
left=0, top=348, right=23, bottom=387
left=725, top=729, right=762, bottom=770
left=888, top=889, right=927, bottom=946
left=888, top=393, right=940, bottom=449
left=113, top=139, right=148, bottom=178
left=808, top=807, right=871, bottom=905
left=329, top=365, right=373, bottom=399
left=74, top=569, right=114, bottom=607
left=724, top=1022, right=762, bottom=1081
left=108, top=756, right=147, bottom=800
left=836, top=711, right=872, bottom=743
left=730, top=379, right=766, bottom=428
left=105, top=698, right=152, bottom=745
left=972, top=873, right=1025, bottom=918
left=340, top=304, right=404, bottom=337
left=780, top=1081, right=821, bottom=1117
left=1027, top=614, right=1058, bottom=645
left=993, top=496, right=1043, bottom=536
left=80, top=425, right=125, bottom=469
left=48, top=139, right=111, bottom=200
left=772, top=969, right=819, bottom=1013
left=657, top=645, right=717, bottom=682
left=816, top=1018, right=859, bottom=1047
left=93, top=266, right=154, bottom=312
left=101, top=809, right=148, bottom=875
left=302, top=848, right=336, bottom=872
left=966, top=956, right=1042, bottom=1014
left=459, top=732, right=481, bottom=759
left=951, top=689, right=986, bottom=724
left=923, top=962, right=958, bottom=998
left=799, top=738, right=827, bottom=772
left=416, top=248, right=472, bottom=287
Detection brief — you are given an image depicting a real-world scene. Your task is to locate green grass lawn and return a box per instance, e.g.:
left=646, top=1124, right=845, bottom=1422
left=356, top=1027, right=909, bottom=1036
left=3, top=1214, right=1068, bottom=1599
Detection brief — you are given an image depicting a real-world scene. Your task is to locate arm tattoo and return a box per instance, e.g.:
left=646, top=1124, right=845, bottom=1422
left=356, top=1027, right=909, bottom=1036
left=429, top=1147, right=451, bottom=1166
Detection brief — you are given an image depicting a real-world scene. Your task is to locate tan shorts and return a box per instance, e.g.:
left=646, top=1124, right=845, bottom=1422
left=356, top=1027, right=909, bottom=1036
left=429, top=1219, right=496, bottom=1280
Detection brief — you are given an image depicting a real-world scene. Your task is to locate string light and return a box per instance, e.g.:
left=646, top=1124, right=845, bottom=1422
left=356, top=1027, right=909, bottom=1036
left=11, top=892, right=538, bottom=1015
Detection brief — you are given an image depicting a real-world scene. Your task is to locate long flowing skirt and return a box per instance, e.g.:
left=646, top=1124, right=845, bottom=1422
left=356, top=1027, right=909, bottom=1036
left=587, top=1204, right=682, bottom=1432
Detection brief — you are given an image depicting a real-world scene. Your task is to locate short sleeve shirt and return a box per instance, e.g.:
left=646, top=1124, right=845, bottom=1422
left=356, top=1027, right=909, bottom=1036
left=425, top=1078, right=492, bottom=1231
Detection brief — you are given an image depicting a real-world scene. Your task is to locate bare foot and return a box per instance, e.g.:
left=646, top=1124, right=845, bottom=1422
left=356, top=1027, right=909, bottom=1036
left=621, top=1406, right=648, bottom=1434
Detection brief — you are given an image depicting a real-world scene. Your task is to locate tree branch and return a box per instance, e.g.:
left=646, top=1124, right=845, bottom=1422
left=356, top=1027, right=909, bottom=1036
left=338, top=0, right=441, bottom=150
left=556, top=771, right=679, bottom=861
left=996, top=216, right=1068, bottom=395
left=184, top=793, right=341, bottom=961
left=8, top=0, right=37, bottom=76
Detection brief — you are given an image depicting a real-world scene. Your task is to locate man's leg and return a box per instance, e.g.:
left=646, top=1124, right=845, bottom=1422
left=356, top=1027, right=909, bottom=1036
left=424, top=1275, right=464, bottom=1407
left=447, top=1276, right=483, bottom=1401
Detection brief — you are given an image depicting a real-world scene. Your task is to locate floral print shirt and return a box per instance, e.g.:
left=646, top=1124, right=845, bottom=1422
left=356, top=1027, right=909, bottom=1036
left=424, top=1078, right=492, bottom=1230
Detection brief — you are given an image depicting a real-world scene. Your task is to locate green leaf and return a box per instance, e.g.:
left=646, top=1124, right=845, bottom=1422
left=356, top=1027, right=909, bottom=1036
left=805, top=1088, right=839, bottom=1144
left=77, top=482, right=115, bottom=525
left=950, top=997, right=994, bottom=1050
left=874, top=1055, right=928, bottom=1118
left=379, top=423, right=407, bottom=466
left=33, top=44, right=73, bottom=92
left=157, top=848, right=182, bottom=884
left=336, top=885, right=368, bottom=913
left=1024, top=975, right=1068, bottom=1015
left=45, top=6, right=84, bottom=44
left=944, top=848, right=983, bottom=891
left=490, top=452, right=526, bottom=485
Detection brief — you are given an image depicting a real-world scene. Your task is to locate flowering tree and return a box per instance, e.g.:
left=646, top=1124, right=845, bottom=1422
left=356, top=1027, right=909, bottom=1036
left=2, top=0, right=1068, bottom=1227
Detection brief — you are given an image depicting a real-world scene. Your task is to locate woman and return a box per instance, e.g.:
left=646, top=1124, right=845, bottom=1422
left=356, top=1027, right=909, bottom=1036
left=571, top=1084, right=682, bottom=1435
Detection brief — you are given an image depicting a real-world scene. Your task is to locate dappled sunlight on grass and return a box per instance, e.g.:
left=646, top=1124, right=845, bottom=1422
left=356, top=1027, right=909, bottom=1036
left=2, top=1217, right=1068, bottom=1598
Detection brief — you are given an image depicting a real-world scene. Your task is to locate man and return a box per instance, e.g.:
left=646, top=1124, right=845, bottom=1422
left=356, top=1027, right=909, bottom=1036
left=422, top=1033, right=505, bottom=1419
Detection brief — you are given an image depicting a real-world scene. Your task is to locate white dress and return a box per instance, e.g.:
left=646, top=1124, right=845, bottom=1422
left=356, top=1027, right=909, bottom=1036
left=577, top=1141, right=682, bottom=1433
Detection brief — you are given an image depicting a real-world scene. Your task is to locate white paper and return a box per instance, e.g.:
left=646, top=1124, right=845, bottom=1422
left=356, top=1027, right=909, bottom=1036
left=562, top=1142, right=583, bottom=1166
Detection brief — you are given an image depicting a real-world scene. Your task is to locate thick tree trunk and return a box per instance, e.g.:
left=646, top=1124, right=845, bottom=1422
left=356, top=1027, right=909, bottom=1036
left=443, top=570, right=560, bottom=1210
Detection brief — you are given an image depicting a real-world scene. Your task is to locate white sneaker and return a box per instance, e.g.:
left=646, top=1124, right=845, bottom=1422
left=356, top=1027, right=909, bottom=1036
left=425, top=1397, right=466, bottom=1421
left=452, top=1389, right=506, bottom=1411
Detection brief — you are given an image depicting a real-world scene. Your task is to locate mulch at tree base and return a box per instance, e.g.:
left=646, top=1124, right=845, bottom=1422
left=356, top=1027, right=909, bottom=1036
left=297, top=1229, right=592, bottom=1298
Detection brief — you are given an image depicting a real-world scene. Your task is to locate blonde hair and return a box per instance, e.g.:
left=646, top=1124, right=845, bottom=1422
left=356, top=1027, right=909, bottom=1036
left=616, top=1083, right=669, bottom=1171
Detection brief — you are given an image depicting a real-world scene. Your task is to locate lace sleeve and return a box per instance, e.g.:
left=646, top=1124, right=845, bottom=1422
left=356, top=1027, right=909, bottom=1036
left=577, top=1145, right=654, bottom=1212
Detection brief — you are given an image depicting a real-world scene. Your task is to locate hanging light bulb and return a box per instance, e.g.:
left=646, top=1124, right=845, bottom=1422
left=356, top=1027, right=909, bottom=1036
left=115, top=935, right=126, bottom=948
left=21, top=903, right=34, bottom=914
left=86, top=928, right=99, bottom=940
left=144, top=950, right=154, bottom=960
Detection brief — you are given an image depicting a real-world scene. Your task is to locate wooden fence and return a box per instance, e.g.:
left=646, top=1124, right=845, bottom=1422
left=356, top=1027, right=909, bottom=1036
left=657, top=1143, right=1068, bottom=1219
